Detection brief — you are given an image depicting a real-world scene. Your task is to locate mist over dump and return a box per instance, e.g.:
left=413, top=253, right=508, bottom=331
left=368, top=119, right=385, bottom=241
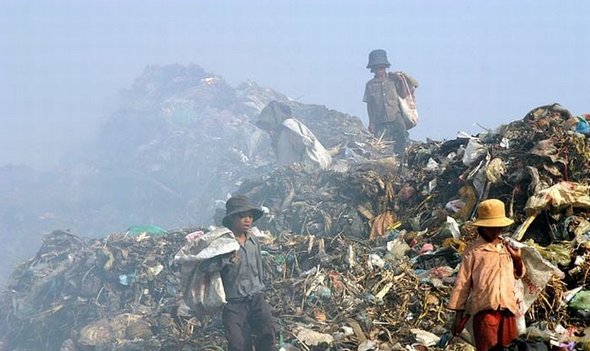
left=0, top=63, right=367, bottom=282
left=1, top=62, right=590, bottom=350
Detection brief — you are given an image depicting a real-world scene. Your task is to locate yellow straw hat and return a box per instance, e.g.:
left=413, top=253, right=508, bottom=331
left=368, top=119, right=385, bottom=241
left=472, top=199, right=514, bottom=227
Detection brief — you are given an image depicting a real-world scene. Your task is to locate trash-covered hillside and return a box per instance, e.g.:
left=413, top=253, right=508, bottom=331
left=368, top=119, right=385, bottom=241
left=1, top=63, right=590, bottom=350
left=0, top=63, right=371, bottom=283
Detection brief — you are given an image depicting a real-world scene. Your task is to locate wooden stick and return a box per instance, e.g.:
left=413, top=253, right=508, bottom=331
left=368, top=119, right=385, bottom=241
left=512, top=215, right=537, bottom=240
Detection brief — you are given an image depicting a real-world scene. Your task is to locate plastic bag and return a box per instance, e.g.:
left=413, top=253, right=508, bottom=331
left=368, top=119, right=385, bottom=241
left=513, top=242, right=564, bottom=334
left=183, top=267, right=226, bottom=314
left=485, top=157, right=506, bottom=184
left=281, top=118, right=332, bottom=170
left=568, top=290, right=590, bottom=311
left=462, top=138, right=486, bottom=166
left=396, top=73, right=418, bottom=129
left=174, top=227, right=239, bottom=264
left=525, top=181, right=590, bottom=215
left=174, top=227, right=239, bottom=314
left=575, top=116, right=590, bottom=136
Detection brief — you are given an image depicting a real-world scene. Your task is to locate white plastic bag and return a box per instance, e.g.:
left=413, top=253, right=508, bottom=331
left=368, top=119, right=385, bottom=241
left=282, top=118, right=332, bottom=170
left=512, top=242, right=564, bottom=334
left=174, top=227, right=240, bottom=314
left=174, top=227, right=239, bottom=263
left=183, top=268, right=226, bottom=314
left=397, top=74, right=418, bottom=129
left=462, top=138, right=487, bottom=166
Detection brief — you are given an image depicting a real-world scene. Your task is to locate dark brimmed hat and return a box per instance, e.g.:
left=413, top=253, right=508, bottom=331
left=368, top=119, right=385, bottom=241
left=367, top=49, right=391, bottom=69
left=221, top=195, right=264, bottom=228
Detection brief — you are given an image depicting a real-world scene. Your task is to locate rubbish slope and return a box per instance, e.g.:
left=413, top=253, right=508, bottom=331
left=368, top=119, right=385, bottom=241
left=1, top=65, right=590, bottom=350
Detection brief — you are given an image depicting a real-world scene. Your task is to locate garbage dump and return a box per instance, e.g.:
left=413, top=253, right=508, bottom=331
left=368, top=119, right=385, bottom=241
left=1, top=62, right=590, bottom=350
left=0, top=63, right=370, bottom=282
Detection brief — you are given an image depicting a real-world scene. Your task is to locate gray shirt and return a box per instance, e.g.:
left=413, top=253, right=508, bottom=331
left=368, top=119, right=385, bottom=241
left=363, top=72, right=418, bottom=125
left=204, top=233, right=266, bottom=301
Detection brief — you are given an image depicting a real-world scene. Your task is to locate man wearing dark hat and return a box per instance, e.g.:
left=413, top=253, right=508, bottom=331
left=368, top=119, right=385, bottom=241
left=363, top=49, right=419, bottom=155
left=210, top=195, right=277, bottom=350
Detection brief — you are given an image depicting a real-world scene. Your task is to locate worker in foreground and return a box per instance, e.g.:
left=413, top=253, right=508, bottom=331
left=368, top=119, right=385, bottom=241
left=203, top=195, right=277, bottom=350
left=447, top=199, right=525, bottom=350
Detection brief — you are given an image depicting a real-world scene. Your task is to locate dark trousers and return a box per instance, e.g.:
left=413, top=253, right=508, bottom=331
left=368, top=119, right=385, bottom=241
left=375, top=119, right=408, bottom=155
left=222, top=293, right=277, bottom=351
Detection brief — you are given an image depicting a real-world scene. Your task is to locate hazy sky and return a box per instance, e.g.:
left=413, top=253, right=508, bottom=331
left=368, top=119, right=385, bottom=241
left=1, top=0, right=588, bottom=169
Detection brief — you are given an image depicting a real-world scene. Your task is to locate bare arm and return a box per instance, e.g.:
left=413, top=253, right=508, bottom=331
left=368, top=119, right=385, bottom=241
left=506, top=244, right=525, bottom=278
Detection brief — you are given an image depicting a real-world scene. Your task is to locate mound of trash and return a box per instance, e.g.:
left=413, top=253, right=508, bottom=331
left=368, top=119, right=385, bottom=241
left=0, top=63, right=372, bottom=282
left=1, top=63, right=590, bottom=350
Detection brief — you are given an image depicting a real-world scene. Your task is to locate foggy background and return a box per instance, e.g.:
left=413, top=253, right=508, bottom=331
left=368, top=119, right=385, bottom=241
left=0, top=0, right=589, bottom=283
left=0, top=1, right=588, bottom=346
left=1, top=0, right=589, bottom=170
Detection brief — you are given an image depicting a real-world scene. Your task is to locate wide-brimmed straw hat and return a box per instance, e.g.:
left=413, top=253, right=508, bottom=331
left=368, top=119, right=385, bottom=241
left=472, top=199, right=514, bottom=227
left=221, top=195, right=264, bottom=228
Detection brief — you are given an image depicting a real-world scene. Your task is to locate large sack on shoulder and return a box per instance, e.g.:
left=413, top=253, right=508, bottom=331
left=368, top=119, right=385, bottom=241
left=183, top=268, right=226, bottom=314
left=174, top=227, right=239, bottom=314
left=174, top=227, right=239, bottom=264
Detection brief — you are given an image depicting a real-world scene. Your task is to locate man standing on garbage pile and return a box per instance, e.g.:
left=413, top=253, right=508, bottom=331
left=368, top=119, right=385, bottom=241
left=203, top=195, right=277, bottom=351
left=256, top=100, right=331, bottom=170
left=447, top=199, right=525, bottom=351
left=363, top=49, right=418, bottom=155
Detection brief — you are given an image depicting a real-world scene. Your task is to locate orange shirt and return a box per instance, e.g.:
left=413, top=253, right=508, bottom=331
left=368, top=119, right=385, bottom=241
left=447, top=237, right=525, bottom=315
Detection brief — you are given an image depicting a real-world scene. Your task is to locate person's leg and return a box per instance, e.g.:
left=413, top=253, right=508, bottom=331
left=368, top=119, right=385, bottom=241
left=223, top=302, right=253, bottom=351
left=473, top=310, right=501, bottom=351
left=248, top=294, right=277, bottom=351
left=376, top=121, right=407, bottom=155
left=498, top=311, right=518, bottom=347
left=373, top=123, right=389, bottom=141
left=389, top=118, right=408, bottom=155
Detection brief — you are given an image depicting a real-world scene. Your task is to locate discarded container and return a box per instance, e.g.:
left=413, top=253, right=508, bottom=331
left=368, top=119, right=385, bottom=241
left=126, top=225, right=168, bottom=237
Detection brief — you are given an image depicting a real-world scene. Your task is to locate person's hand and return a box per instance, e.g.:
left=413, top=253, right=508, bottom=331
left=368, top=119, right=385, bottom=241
left=387, top=71, right=397, bottom=80
left=504, top=237, right=524, bottom=276
left=452, top=311, right=470, bottom=336
left=229, top=250, right=240, bottom=264
left=504, top=238, right=522, bottom=261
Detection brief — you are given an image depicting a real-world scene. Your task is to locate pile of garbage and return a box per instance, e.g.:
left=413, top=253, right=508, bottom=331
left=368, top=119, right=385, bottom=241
left=0, top=228, right=439, bottom=350
left=240, top=104, right=590, bottom=243
left=71, top=63, right=376, bottom=230
left=233, top=103, right=590, bottom=347
left=1, top=103, right=589, bottom=350
left=1, top=60, right=590, bottom=350
left=0, top=63, right=374, bottom=282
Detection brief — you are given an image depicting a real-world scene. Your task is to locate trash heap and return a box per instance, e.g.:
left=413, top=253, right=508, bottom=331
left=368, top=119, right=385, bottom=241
left=103, top=63, right=379, bottom=228
left=240, top=104, right=590, bottom=245
left=72, top=63, right=374, bottom=230
left=0, top=230, right=192, bottom=351
left=1, top=103, right=589, bottom=350
left=239, top=104, right=590, bottom=347
left=0, top=228, right=459, bottom=350
left=0, top=63, right=373, bottom=282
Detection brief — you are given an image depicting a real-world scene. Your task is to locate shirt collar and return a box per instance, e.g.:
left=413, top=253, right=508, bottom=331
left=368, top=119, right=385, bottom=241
left=474, top=237, right=506, bottom=252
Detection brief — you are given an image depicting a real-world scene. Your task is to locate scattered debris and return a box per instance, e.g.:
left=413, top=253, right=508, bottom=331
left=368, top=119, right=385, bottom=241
left=1, top=65, right=589, bottom=350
